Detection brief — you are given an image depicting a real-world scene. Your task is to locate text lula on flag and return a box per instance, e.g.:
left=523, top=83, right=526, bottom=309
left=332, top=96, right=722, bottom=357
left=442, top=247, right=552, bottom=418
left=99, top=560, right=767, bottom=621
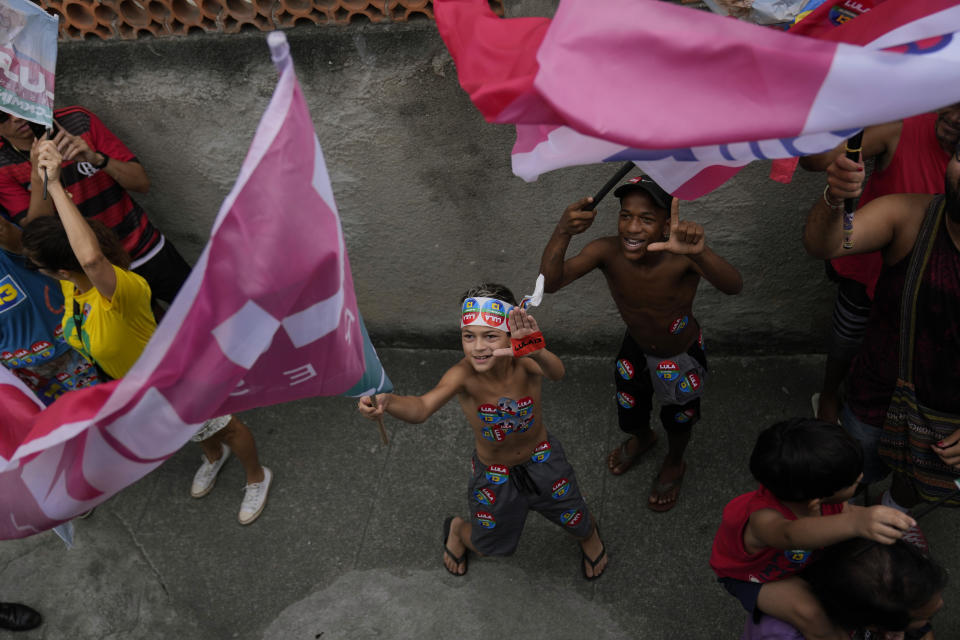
left=0, top=30, right=391, bottom=540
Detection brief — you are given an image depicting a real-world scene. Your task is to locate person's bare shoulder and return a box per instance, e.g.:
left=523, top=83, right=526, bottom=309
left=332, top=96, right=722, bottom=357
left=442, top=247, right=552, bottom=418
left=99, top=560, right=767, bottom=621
left=585, top=235, right=622, bottom=266
left=448, top=357, right=475, bottom=380
left=518, top=356, right=546, bottom=376
left=441, top=357, right=476, bottom=392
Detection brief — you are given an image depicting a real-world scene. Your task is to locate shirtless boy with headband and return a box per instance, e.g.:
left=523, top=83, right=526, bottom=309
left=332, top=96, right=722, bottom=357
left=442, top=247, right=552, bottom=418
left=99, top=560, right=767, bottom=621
left=358, top=284, right=607, bottom=579
left=539, top=177, right=742, bottom=511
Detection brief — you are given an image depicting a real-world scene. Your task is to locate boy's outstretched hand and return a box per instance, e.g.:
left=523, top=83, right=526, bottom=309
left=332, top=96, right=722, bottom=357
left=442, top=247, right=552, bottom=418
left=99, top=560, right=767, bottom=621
left=855, top=505, right=916, bottom=545
left=494, top=308, right=545, bottom=358
left=357, top=393, right=389, bottom=419
left=646, top=198, right=704, bottom=255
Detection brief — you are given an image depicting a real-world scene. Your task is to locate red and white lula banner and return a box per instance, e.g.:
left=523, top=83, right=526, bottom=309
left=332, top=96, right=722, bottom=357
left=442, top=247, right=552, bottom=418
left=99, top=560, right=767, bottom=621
left=0, top=32, right=367, bottom=539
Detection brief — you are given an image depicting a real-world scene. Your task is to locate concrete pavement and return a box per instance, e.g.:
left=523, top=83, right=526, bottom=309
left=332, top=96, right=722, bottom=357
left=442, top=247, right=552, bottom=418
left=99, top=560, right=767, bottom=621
left=2, top=349, right=956, bottom=639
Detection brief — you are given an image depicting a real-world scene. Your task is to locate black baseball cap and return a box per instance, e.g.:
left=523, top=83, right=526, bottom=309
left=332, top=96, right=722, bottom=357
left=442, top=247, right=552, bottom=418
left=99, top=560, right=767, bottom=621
left=613, top=175, right=672, bottom=210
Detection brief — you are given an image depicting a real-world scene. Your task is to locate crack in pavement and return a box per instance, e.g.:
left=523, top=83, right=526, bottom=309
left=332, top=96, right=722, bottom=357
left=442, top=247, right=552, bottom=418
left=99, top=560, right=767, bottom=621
left=110, top=510, right=170, bottom=596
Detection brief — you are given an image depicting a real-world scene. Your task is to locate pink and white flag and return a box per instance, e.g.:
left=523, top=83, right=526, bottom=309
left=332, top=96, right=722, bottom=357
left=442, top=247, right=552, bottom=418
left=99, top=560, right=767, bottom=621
left=435, top=0, right=960, bottom=199
left=0, top=32, right=369, bottom=539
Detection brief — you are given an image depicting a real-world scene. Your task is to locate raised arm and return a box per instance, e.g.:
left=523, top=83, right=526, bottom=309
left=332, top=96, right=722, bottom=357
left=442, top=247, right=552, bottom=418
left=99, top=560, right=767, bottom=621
left=798, top=121, right=902, bottom=172
left=357, top=363, right=466, bottom=424
left=24, top=136, right=56, bottom=220
left=540, top=196, right=605, bottom=292
left=492, top=308, right=565, bottom=381
left=52, top=122, right=150, bottom=193
left=745, top=504, right=914, bottom=552
left=647, top=198, right=743, bottom=294
left=36, top=141, right=118, bottom=300
left=802, top=154, right=926, bottom=262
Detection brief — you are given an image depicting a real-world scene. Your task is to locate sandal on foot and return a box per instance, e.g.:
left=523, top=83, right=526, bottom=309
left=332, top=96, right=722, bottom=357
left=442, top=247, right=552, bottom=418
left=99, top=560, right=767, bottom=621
left=442, top=516, right=468, bottom=577
left=581, top=538, right=607, bottom=581
left=647, top=462, right=686, bottom=513
left=607, top=435, right=657, bottom=476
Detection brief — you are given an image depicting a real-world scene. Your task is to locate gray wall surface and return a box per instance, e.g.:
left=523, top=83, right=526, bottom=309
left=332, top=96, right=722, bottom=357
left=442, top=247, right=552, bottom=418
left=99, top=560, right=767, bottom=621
left=54, top=8, right=835, bottom=355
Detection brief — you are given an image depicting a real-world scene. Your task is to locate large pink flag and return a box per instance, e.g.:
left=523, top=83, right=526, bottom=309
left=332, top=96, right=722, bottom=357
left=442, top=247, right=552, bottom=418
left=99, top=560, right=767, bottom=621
left=435, top=0, right=960, bottom=198
left=0, top=32, right=370, bottom=539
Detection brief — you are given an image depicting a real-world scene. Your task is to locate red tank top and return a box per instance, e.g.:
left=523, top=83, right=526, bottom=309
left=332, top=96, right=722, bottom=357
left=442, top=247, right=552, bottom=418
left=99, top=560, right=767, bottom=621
left=710, top=485, right=844, bottom=583
left=831, top=112, right=949, bottom=298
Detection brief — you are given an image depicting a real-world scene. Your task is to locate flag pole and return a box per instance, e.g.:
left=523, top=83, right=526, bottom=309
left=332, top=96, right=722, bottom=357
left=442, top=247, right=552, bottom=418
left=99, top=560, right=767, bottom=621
left=842, top=131, right=863, bottom=249
left=587, top=161, right=634, bottom=210
left=370, top=395, right=389, bottom=445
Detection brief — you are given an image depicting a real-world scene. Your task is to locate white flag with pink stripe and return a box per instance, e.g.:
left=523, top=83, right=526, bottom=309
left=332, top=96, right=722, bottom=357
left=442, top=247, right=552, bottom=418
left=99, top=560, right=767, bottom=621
left=0, top=32, right=376, bottom=539
left=435, top=0, right=960, bottom=199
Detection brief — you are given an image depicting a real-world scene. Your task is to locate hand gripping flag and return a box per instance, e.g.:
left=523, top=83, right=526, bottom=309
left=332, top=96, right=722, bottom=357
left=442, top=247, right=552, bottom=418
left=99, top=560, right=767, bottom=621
left=0, top=31, right=391, bottom=539
left=434, top=0, right=960, bottom=199
left=0, top=0, right=58, bottom=126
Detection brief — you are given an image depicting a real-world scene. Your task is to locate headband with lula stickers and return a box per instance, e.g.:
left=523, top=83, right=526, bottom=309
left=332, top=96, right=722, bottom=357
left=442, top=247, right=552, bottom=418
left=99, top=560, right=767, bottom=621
left=461, top=297, right=514, bottom=330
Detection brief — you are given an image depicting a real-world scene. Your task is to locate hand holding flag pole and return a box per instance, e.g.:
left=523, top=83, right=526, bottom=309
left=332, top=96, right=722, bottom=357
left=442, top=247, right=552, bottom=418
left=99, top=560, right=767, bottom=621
left=523, top=161, right=635, bottom=310
left=842, top=131, right=863, bottom=249
left=369, top=395, right=389, bottom=445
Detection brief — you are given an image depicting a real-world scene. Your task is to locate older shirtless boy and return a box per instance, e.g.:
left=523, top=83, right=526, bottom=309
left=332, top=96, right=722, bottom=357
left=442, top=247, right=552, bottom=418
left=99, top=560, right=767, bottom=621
left=540, top=176, right=742, bottom=511
left=358, top=284, right=607, bottom=578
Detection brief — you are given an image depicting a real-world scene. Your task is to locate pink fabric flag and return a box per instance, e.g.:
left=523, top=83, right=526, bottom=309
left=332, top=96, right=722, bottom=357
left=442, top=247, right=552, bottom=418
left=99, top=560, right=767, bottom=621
left=0, top=31, right=371, bottom=539
left=435, top=0, right=960, bottom=199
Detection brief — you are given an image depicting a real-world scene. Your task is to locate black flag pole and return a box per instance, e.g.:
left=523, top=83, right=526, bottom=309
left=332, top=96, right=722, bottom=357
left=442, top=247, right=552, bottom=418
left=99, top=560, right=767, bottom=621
left=586, top=161, right=635, bottom=211
left=842, top=131, right=864, bottom=249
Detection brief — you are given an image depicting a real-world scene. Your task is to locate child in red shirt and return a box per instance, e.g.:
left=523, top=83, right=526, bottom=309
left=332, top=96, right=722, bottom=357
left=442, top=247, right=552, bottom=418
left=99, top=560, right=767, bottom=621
left=710, top=418, right=916, bottom=640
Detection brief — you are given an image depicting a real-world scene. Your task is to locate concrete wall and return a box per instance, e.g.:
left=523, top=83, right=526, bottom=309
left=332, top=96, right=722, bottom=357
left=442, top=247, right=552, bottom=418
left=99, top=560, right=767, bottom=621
left=54, top=10, right=834, bottom=355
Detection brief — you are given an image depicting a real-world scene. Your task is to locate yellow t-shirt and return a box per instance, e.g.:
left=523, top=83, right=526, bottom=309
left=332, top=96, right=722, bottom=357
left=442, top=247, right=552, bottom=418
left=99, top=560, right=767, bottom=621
left=61, top=265, right=156, bottom=380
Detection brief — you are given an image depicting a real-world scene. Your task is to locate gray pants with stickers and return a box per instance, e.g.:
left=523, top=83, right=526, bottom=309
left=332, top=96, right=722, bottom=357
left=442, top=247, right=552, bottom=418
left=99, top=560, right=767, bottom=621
left=614, top=331, right=707, bottom=434
left=467, top=434, right=594, bottom=556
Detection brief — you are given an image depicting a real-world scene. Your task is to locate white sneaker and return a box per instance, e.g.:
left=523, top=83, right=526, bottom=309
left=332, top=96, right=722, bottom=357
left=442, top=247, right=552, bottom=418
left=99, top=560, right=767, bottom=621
left=190, top=443, right=230, bottom=498
left=238, top=467, right=272, bottom=525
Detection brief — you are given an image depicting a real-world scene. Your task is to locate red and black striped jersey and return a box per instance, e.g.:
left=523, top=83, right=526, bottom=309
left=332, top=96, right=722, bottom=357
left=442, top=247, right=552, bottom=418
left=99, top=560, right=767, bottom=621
left=0, top=106, right=160, bottom=260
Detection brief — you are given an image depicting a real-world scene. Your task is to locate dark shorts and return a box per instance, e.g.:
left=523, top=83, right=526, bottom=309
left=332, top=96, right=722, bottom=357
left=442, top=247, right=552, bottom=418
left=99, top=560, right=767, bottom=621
left=131, top=236, right=192, bottom=306
left=719, top=577, right=763, bottom=614
left=718, top=577, right=764, bottom=623
left=467, top=434, right=593, bottom=556
left=614, top=331, right=707, bottom=435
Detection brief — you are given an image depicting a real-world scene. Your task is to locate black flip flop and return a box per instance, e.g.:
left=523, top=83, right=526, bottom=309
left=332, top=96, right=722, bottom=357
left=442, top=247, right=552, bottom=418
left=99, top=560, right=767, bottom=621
left=581, top=528, right=607, bottom=581
left=442, top=516, right=468, bottom=577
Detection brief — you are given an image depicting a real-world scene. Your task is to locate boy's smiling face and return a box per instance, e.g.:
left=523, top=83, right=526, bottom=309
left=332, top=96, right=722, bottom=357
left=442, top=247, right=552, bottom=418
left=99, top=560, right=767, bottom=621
left=617, top=191, right=669, bottom=260
left=461, top=324, right=510, bottom=372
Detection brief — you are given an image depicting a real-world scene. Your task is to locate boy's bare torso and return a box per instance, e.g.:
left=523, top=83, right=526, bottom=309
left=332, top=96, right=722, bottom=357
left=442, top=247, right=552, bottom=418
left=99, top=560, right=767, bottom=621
left=595, top=237, right=702, bottom=356
left=454, top=357, right=549, bottom=468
